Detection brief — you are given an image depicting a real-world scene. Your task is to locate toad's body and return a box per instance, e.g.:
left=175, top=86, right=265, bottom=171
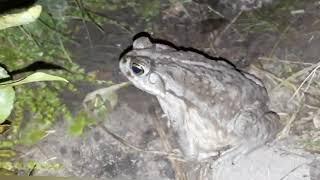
left=119, top=36, right=280, bottom=160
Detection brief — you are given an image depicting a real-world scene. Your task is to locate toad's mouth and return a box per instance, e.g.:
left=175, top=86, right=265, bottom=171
left=119, top=60, right=132, bottom=79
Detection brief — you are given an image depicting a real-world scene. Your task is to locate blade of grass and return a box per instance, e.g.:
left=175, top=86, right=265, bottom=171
left=78, top=4, right=105, bottom=34
left=19, top=26, right=41, bottom=48
left=74, top=0, right=93, bottom=48
left=83, top=7, right=134, bottom=34
left=289, top=62, right=320, bottom=101
left=37, top=17, right=79, bottom=45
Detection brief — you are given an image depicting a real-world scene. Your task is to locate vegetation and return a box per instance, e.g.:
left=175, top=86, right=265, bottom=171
left=236, top=0, right=305, bottom=33
left=0, top=0, right=100, bottom=175
left=235, top=0, right=320, bottom=153
left=2, top=0, right=316, bottom=177
left=0, top=0, right=164, bottom=175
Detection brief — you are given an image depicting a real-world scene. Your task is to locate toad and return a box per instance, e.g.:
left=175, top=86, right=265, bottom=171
left=119, top=35, right=281, bottom=161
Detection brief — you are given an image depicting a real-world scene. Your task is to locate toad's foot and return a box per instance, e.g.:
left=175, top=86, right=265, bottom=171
left=210, top=141, right=264, bottom=169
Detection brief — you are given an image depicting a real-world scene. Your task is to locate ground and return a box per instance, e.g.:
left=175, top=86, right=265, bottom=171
left=1, top=0, right=320, bottom=179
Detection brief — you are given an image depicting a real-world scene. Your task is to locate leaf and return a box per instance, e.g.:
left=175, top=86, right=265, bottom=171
left=68, top=82, right=131, bottom=136
left=0, top=72, right=69, bottom=87
left=0, top=87, right=15, bottom=123
left=0, top=168, right=16, bottom=176
left=0, top=141, right=14, bottom=149
left=0, top=66, right=15, bottom=123
left=19, top=130, right=47, bottom=145
left=0, top=149, right=16, bottom=158
left=0, top=5, right=42, bottom=30
left=82, top=82, right=131, bottom=118
left=69, top=111, right=94, bottom=136
left=0, top=124, right=10, bottom=134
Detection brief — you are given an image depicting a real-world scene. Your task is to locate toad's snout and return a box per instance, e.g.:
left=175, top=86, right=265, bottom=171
left=119, top=56, right=134, bottom=78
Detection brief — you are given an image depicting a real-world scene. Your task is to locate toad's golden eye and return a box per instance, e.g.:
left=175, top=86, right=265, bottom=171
left=131, top=62, right=145, bottom=75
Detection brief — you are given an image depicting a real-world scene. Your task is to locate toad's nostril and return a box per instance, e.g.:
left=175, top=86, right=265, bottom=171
left=121, top=56, right=131, bottom=64
left=126, top=71, right=132, bottom=78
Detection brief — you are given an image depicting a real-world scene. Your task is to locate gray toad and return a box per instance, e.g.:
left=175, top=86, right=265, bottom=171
left=119, top=35, right=281, bottom=161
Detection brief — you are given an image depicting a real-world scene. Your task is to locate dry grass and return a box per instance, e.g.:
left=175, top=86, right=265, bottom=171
left=254, top=54, right=320, bottom=153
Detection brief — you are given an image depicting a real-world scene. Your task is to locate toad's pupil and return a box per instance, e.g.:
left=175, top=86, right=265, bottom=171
left=131, top=63, right=144, bottom=75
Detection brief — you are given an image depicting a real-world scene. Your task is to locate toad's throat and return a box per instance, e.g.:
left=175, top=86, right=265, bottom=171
left=156, top=90, right=239, bottom=159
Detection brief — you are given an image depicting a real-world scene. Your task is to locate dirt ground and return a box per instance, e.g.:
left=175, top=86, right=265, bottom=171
left=20, top=0, right=320, bottom=179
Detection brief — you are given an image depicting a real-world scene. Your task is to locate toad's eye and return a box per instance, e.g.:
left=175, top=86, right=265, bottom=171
left=131, top=62, right=145, bottom=75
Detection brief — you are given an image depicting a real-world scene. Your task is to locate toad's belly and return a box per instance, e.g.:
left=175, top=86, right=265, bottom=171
left=157, top=94, right=239, bottom=159
left=177, top=107, right=239, bottom=159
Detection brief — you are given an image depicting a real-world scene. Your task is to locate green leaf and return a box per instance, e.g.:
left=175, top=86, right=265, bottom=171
left=0, top=149, right=16, bottom=158
left=0, top=124, right=10, bottom=134
left=19, top=130, right=47, bottom=145
left=0, top=168, right=16, bottom=176
left=0, top=66, right=15, bottom=123
left=0, top=5, right=42, bottom=30
left=82, top=82, right=130, bottom=118
left=0, top=140, right=15, bottom=149
left=0, top=72, right=69, bottom=87
left=69, top=111, right=94, bottom=136
left=0, top=87, right=15, bottom=123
